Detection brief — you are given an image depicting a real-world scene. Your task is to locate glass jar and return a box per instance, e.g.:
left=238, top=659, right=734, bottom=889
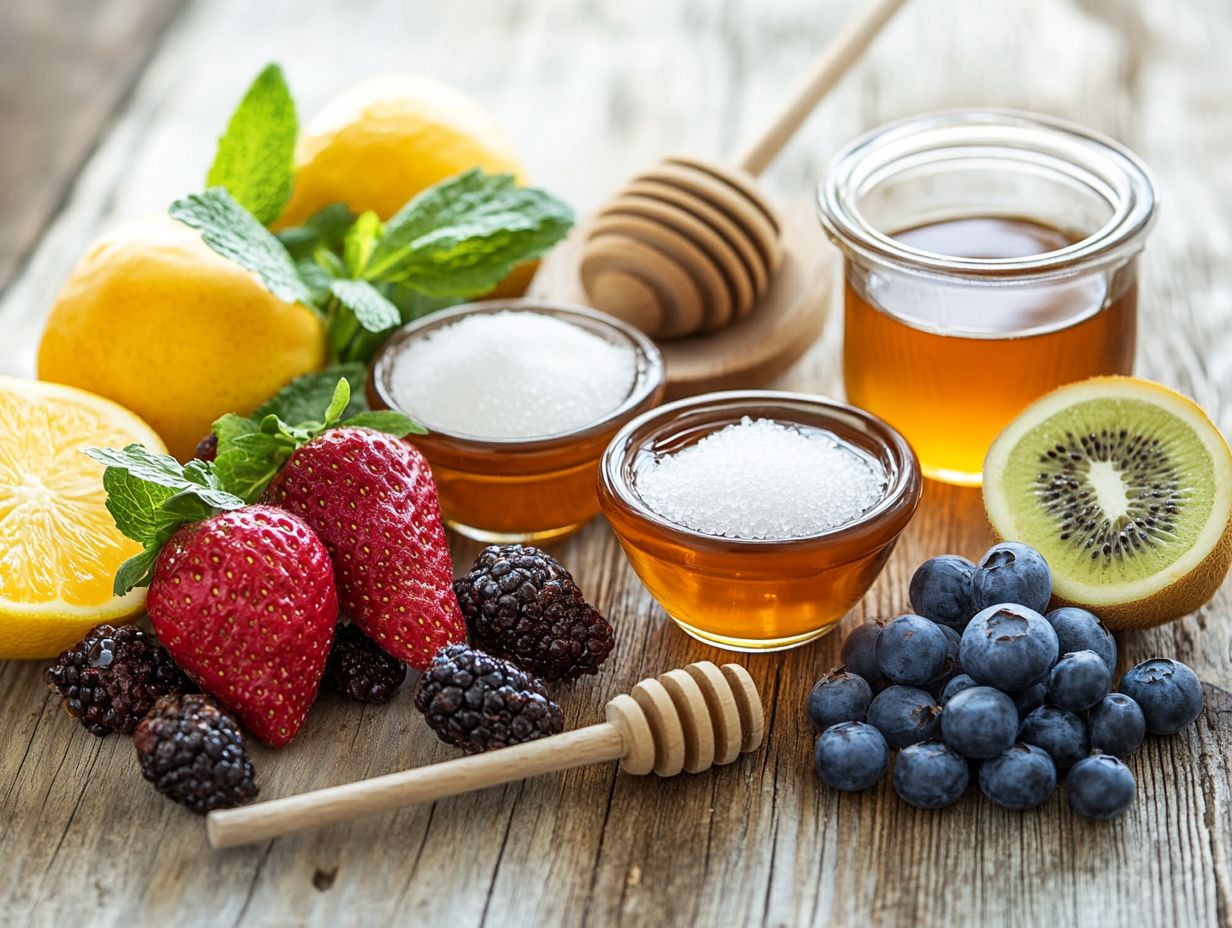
left=818, top=110, right=1157, bottom=486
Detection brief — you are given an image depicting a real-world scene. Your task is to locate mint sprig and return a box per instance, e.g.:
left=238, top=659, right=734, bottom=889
left=83, top=446, right=246, bottom=594
left=213, top=378, right=424, bottom=503
left=207, top=63, right=297, bottom=225
left=171, top=64, right=575, bottom=365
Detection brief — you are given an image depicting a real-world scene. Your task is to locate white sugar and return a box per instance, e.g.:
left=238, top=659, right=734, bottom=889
left=391, top=311, right=637, bottom=438
left=637, top=417, right=886, bottom=539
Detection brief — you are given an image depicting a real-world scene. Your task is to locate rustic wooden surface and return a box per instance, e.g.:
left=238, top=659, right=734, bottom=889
left=1, top=1, right=1230, bottom=926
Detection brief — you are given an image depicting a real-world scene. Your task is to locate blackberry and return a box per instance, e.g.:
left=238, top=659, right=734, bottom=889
left=133, top=694, right=258, bottom=814
left=454, top=545, right=614, bottom=682
left=45, top=624, right=192, bottom=736
left=324, top=622, right=406, bottom=703
left=194, top=432, right=218, bottom=462
left=414, top=644, right=564, bottom=753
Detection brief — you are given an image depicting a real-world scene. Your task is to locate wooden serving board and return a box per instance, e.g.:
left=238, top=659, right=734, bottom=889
left=532, top=199, right=835, bottom=399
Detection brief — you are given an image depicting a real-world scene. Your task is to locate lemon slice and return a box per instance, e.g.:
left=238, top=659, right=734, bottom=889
left=0, top=376, right=166, bottom=658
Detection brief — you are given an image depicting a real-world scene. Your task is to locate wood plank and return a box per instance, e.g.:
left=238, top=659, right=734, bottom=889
left=0, top=0, right=184, bottom=292
left=0, top=0, right=1230, bottom=926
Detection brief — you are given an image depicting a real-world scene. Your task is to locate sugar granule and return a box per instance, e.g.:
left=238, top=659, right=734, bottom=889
left=636, top=417, right=886, bottom=539
left=391, top=311, right=637, bottom=438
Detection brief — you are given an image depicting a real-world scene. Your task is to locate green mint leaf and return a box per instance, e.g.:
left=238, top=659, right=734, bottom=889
left=329, top=279, right=401, bottom=333
left=322, top=378, right=350, bottom=426
left=97, top=465, right=179, bottom=545
left=363, top=169, right=573, bottom=297
left=169, top=188, right=314, bottom=306
left=278, top=202, right=355, bottom=261
left=251, top=364, right=368, bottom=423
left=384, top=282, right=458, bottom=322
left=212, top=411, right=261, bottom=446
left=213, top=431, right=296, bottom=503
left=344, top=210, right=383, bottom=276
left=340, top=410, right=426, bottom=436
left=206, top=63, right=298, bottom=225
left=85, top=445, right=246, bottom=593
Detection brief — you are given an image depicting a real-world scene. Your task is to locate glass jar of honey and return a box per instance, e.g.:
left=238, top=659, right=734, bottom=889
left=818, top=110, right=1157, bottom=486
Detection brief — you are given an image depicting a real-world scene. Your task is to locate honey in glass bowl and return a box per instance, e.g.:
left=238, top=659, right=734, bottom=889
left=369, top=300, right=665, bottom=543
left=819, top=111, right=1157, bottom=486
left=599, top=391, right=922, bottom=652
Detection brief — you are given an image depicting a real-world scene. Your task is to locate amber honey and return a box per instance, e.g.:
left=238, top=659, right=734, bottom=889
left=599, top=392, right=921, bottom=651
left=844, top=217, right=1138, bottom=485
left=819, top=111, right=1157, bottom=486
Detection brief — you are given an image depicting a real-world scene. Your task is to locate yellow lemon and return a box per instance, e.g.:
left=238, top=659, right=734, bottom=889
left=37, top=216, right=326, bottom=461
left=0, top=377, right=165, bottom=659
left=277, top=73, right=526, bottom=227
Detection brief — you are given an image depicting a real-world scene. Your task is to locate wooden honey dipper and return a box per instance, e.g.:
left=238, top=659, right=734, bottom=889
left=206, top=661, right=763, bottom=849
left=581, top=0, right=907, bottom=339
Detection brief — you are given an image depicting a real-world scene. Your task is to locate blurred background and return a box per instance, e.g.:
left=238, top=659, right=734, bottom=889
left=1, top=0, right=1228, bottom=394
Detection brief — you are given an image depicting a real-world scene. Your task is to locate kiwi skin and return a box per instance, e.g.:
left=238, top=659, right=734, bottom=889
left=984, top=376, right=1232, bottom=631
left=1034, top=515, right=1232, bottom=630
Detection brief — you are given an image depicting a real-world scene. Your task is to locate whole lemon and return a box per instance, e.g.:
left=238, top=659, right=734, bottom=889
left=38, top=216, right=326, bottom=461
left=277, top=73, right=526, bottom=227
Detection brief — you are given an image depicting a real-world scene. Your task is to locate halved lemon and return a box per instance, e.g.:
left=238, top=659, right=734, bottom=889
left=0, top=376, right=165, bottom=658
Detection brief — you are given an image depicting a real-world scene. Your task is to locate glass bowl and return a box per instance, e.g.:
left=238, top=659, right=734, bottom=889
left=598, top=391, right=922, bottom=651
left=368, top=299, right=666, bottom=543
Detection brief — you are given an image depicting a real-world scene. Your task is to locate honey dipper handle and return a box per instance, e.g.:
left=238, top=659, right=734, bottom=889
left=735, top=0, right=908, bottom=176
left=206, top=723, right=625, bottom=849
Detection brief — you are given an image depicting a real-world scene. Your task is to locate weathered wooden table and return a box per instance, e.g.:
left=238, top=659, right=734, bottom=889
left=2, top=1, right=1229, bottom=925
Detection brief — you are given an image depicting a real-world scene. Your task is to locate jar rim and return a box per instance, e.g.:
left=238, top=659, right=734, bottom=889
left=817, top=109, right=1158, bottom=282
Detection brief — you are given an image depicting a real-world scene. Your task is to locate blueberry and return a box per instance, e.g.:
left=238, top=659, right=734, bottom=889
left=1118, top=658, right=1204, bottom=735
left=940, top=686, right=1019, bottom=759
left=892, top=741, right=970, bottom=809
left=807, top=668, right=873, bottom=732
left=1006, top=681, right=1047, bottom=720
left=1088, top=693, right=1146, bottom=757
left=814, top=721, right=890, bottom=791
left=1067, top=753, right=1135, bottom=821
left=979, top=743, right=1057, bottom=810
left=1018, top=705, right=1090, bottom=770
left=875, top=614, right=948, bottom=686
left=941, top=673, right=979, bottom=705
left=909, top=555, right=976, bottom=631
left=1046, top=649, right=1111, bottom=712
left=960, top=604, right=1058, bottom=691
left=1045, top=606, right=1117, bottom=672
left=924, top=625, right=962, bottom=698
left=971, top=542, right=1052, bottom=613
left=866, top=685, right=941, bottom=749
left=840, top=621, right=887, bottom=691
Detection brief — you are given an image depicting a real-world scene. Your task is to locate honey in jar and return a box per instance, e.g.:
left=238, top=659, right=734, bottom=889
left=819, top=111, right=1157, bottom=485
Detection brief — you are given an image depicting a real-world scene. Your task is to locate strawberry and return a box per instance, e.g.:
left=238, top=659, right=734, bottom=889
left=266, top=427, right=465, bottom=669
left=146, top=505, right=338, bottom=747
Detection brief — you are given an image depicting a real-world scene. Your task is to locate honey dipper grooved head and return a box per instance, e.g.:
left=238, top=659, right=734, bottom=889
left=581, top=157, right=783, bottom=339
left=605, top=661, right=764, bottom=777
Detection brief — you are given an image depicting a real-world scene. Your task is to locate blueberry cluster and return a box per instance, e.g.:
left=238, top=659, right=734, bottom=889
left=808, top=542, right=1205, bottom=821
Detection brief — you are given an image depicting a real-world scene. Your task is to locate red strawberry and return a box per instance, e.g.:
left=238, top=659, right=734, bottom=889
left=266, top=428, right=465, bottom=669
left=146, top=504, right=338, bottom=747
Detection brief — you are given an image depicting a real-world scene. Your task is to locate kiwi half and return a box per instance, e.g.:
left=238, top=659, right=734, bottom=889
left=983, top=377, right=1232, bottom=629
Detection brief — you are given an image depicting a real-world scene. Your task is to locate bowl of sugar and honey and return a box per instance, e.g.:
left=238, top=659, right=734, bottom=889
left=369, top=299, right=665, bottom=543
left=599, top=391, right=922, bottom=651
left=818, top=110, right=1157, bottom=486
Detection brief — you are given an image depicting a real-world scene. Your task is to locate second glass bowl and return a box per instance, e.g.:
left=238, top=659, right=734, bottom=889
left=369, top=299, right=665, bottom=543
left=598, top=391, right=922, bottom=651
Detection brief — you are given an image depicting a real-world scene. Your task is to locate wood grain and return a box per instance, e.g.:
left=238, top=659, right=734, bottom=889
left=1, top=0, right=1230, bottom=926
